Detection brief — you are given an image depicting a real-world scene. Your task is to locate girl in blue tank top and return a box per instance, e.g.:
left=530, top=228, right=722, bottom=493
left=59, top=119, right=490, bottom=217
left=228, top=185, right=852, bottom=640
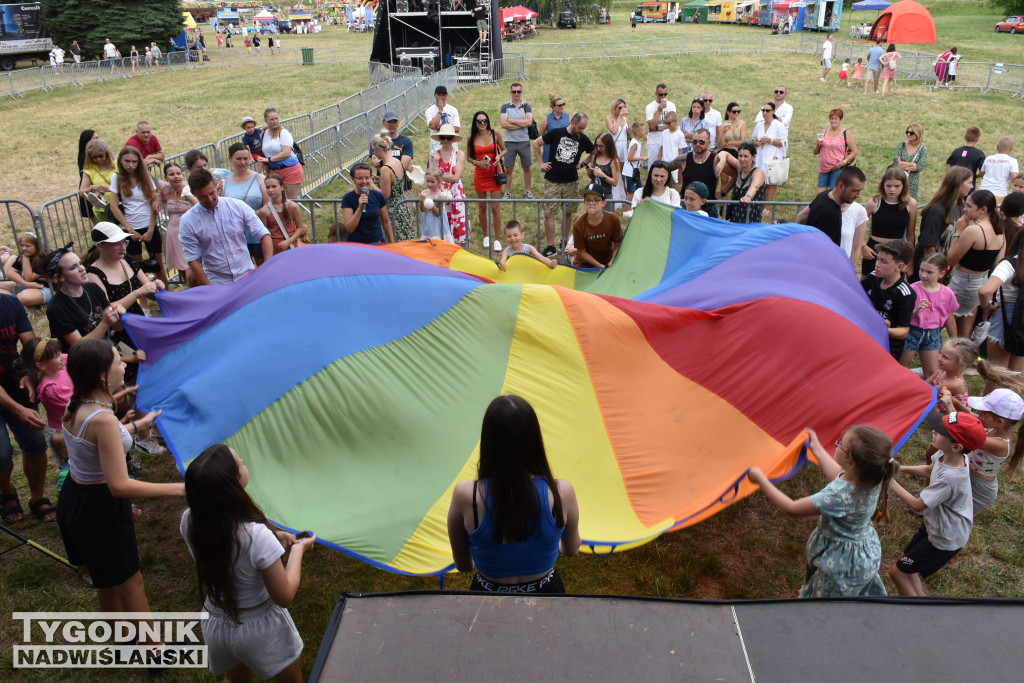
left=447, top=396, right=580, bottom=593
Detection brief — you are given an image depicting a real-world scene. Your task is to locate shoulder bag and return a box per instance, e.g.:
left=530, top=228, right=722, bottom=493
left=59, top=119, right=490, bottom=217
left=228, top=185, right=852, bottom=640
left=492, top=131, right=507, bottom=185
left=763, top=123, right=789, bottom=185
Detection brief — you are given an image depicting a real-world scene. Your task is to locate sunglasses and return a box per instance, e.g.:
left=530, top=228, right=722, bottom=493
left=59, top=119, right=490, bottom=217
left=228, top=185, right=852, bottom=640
left=906, top=130, right=916, bottom=135
left=761, top=108, right=773, bottom=113
left=439, top=136, right=453, bottom=141
left=774, top=89, right=786, bottom=94
left=729, top=109, right=741, bottom=114
left=692, top=140, right=708, bottom=145
left=555, top=102, right=565, bottom=107
left=657, top=92, right=668, bottom=97
left=511, top=89, right=521, bottom=93
left=476, top=119, right=488, bottom=124
left=703, top=98, right=713, bottom=102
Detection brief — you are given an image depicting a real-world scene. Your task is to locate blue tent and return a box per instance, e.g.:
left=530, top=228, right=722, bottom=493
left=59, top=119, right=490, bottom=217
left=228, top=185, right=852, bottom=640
left=852, top=0, right=891, bottom=9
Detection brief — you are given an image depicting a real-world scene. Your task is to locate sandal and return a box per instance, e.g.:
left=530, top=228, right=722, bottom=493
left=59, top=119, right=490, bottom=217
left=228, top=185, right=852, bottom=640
left=2, top=492, right=23, bottom=523
left=29, top=497, right=57, bottom=523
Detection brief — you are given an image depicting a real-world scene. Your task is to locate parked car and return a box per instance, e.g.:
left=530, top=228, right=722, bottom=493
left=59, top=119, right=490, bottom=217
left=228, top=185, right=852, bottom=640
left=558, top=11, right=578, bottom=28
left=995, top=16, right=1024, bottom=33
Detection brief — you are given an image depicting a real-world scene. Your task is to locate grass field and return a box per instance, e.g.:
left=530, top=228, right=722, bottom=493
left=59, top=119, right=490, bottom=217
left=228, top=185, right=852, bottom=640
left=2, top=3, right=1024, bottom=679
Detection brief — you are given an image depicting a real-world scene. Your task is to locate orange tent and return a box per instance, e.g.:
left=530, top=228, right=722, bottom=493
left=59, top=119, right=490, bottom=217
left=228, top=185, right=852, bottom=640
left=870, top=0, right=936, bottom=43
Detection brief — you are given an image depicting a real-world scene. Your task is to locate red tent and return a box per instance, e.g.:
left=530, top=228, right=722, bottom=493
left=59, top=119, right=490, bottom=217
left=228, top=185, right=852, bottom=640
left=499, top=5, right=538, bottom=22
left=869, top=0, right=936, bottom=43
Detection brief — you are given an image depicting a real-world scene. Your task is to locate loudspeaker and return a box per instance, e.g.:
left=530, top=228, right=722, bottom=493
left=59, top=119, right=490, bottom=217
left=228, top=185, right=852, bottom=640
left=422, top=59, right=435, bottom=75
left=400, top=55, right=412, bottom=68
left=396, top=0, right=409, bottom=12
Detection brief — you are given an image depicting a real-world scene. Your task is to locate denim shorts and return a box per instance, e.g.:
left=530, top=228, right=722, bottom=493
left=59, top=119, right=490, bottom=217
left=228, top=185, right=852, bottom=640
left=817, top=168, right=841, bottom=190
left=986, top=300, right=1014, bottom=346
left=903, top=326, right=941, bottom=352
left=949, top=269, right=987, bottom=317
left=0, top=405, right=48, bottom=470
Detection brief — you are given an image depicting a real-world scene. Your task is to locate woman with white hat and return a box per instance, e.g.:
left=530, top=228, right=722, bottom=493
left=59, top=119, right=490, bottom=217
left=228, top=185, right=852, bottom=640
left=428, top=124, right=469, bottom=245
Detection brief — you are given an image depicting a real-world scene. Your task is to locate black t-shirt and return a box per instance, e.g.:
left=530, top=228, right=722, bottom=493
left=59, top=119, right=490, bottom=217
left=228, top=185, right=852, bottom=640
left=910, top=203, right=960, bottom=282
left=860, top=274, right=915, bottom=358
left=946, top=146, right=986, bottom=183
left=473, top=1, right=487, bottom=20
left=46, top=284, right=111, bottom=353
left=682, top=152, right=718, bottom=197
left=0, top=294, right=32, bottom=404
left=541, top=127, right=594, bottom=183
left=805, top=191, right=843, bottom=246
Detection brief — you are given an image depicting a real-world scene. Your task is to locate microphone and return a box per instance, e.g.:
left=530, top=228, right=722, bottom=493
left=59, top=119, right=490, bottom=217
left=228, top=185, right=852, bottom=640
left=362, top=186, right=369, bottom=214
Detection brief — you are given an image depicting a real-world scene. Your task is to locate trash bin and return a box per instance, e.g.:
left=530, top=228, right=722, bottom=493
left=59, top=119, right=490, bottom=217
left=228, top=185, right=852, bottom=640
left=301, top=47, right=314, bottom=65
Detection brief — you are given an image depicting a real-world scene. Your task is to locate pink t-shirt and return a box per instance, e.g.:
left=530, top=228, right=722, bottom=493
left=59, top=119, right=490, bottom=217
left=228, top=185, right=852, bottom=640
left=910, top=282, right=958, bottom=330
left=37, top=357, right=73, bottom=429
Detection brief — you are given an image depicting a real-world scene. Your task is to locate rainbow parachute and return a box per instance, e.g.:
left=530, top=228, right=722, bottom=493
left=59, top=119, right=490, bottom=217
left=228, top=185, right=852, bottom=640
left=125, top=202, right=934, bottom=576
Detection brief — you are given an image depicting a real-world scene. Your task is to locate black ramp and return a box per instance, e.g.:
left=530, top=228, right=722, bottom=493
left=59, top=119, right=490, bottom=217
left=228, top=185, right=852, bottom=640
left=313, top=593, right=753, bottom=681
left=734, top=600, right=1024, bottom=683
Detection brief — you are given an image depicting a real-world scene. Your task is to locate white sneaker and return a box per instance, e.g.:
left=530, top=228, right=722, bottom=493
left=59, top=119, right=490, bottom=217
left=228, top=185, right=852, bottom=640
left=492, top=239, right=502, bottom=253
left=525, top=190, right=535, bottom=199
left=135, top=436, right=167, bottom=455
left=502, top=193, right=512, bottom=200
left=483, top=236, right=490, bottom=249
left=820, top=77, right=826, bottom=82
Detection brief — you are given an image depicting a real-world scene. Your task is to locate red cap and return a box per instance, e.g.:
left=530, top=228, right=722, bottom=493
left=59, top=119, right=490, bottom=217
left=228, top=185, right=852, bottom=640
left=926, top=411, right=987, bottom=451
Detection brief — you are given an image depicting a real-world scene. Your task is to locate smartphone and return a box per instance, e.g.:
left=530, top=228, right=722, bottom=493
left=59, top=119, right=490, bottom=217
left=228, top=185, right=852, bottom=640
left=116, top=342, right=135, bottom=357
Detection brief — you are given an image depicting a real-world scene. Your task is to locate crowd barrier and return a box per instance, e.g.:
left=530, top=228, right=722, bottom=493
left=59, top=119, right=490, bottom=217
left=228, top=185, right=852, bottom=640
left=5, top=63, right=461, bottom=250
left=515, top=34, right=1024, bottom=97
left=2, top=46, right=374, bottom=98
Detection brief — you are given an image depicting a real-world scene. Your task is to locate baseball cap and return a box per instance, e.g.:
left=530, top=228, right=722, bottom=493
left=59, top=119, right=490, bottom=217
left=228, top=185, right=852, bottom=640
left=240, top=116, right=256, bottom=128
left=685, top=181, right=709, bottom=199
left=968, top=389, right=1024, bottom=421
left=434, top=85, right=448, bottom=95
left=582, top=183, right=605, bottom=199
left=926, top=411, right=987, bottom=451
left=382, top=110, right=399, bottom=122
left=91, top=221, right=132, bottom=244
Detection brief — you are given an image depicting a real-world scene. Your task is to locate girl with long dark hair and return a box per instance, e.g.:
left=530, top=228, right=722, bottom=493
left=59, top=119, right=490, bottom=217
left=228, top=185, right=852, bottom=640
left=447, top=395, right=580, bottom=594
left=181, top=443, right=316, bottom=682
left=948, top=189, right=1005, bottom=338
left=56, top=340, right=178, bottom=629
left=629, top=160, right=680, bottom=212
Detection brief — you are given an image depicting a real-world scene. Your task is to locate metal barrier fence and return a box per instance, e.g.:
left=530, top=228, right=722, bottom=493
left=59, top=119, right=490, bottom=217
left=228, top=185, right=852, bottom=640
left=3, top=47, right=375, bottom=99
left=515, top=34, right=1024, bottom=96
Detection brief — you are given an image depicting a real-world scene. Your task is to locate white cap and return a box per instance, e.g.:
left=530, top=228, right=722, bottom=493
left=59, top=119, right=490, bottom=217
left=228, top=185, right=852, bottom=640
left=968, top=389, right=1024, bottom=421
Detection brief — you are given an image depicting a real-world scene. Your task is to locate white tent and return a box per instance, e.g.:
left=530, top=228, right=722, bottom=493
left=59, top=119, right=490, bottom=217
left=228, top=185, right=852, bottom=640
left=253, top=10, right=276, bottom=22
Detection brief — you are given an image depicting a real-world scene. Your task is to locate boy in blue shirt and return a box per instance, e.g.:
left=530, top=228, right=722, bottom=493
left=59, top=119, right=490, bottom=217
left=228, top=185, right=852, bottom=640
left=240, top=116, right=267, bottom=173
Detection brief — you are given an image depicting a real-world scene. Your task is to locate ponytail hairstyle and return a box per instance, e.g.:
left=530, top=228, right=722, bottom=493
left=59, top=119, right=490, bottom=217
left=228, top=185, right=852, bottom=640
left=838, top=426, right=898, bottom=522
left=919, top=251, right=950, bottom=285
left=184, top=443, right=273, bottom=624
left=968, top=189, right=1004, bottom=236
left=762, top=101, right=778, bottom=121
left=976, top=361, right=1024, bottom=394
left=1007, top=419, right=1024, bottom=479
left=63, top=340, right=118, bottom=427
left=944, top=337, right=980, bottom=371
left=547, top=92, right=562, bottom=109
left=20, top=337, right=62, bottom=387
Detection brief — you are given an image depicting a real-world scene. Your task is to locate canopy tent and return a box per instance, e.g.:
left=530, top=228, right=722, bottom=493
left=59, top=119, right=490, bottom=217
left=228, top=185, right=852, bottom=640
left=253, top=10, right=277, bottom=22
left=870, top=0, right=935, bottom=43
left=683, top=0, right=709, bottom=23
left=499, top=5, right=538, bottom=23
left=852, top=0, right=891, bottom=9
left=182, top=12, right=197, bottom=29
left=290, top=10, right=314, bottom=22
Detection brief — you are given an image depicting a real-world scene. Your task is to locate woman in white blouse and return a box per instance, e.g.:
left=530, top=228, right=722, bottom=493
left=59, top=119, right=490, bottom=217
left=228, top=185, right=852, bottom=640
left=751, top=101, right=788, bottom=203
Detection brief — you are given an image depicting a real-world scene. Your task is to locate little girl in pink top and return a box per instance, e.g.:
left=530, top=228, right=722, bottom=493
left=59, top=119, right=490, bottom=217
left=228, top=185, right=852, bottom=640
left=22, top=338, right=73, bottom=489
left=900, top=253, right=959, bottom=379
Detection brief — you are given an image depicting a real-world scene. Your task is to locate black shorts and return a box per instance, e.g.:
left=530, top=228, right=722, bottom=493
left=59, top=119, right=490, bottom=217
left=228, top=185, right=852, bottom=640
left=57, top=477, right=139, bottom=588
left=247, top=242, right=264, bottom=260
left=470, top=568, right=565, bottom=594
left=895, top=523, right=961, bottom=579
left=126, top=229, right=163, bottom=257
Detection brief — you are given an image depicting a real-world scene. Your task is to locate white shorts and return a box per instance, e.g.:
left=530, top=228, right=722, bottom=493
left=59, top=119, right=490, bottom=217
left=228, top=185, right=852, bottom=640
left=202, top=600, right=303, bottom=679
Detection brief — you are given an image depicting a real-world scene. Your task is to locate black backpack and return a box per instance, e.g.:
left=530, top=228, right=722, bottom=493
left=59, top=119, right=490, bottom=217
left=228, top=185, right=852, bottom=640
left=999, top=257, right=1024, bottom=355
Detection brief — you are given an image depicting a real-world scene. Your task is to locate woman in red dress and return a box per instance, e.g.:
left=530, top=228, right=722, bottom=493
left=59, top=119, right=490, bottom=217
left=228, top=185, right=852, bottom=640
left=467, top=111, right=506, bottom=253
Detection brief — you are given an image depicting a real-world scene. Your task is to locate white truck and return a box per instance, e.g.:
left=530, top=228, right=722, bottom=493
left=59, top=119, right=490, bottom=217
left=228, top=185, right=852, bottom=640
left=0, top=2, right=54, bottom=71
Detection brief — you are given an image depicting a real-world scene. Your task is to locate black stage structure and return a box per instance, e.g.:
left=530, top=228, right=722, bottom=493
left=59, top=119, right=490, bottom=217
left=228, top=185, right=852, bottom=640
left=369, top=0, right=504, bottom=81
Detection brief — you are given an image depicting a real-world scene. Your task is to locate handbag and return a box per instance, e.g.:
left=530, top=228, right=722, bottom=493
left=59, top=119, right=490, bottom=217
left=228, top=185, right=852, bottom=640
left=843, top=129, right=857, bottom=167
left=492, top=131, right=507, bottom=185
left=527, top=120, right=539, bottom=140
left=764, top=156, right=790, bottom=185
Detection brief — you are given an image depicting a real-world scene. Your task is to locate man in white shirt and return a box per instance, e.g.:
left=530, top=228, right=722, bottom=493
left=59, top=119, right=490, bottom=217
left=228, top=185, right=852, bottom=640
left=754, top=85, right=793, bottom=130
left=978, top=137, right=1020, bottom=201
left=701, top=91, right=722, bottom=151
left=820, top=34, right=834, bottom=82
left=645, top=83, right=675, bottom=173
left=426, top=85, right=461, bottom=153
left=103, top=38, right=117, bottom=74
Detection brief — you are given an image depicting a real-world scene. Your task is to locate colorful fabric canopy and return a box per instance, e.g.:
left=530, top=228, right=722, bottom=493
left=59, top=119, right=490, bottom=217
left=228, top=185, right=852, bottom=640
left=126, top=202, right=934, bottom=576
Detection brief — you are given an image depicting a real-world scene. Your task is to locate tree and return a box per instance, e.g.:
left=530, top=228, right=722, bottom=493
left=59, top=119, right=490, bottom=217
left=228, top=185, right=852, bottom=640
left=993, top=0, right=1024, bottom=14
left=41, top=0, right=186, bottom=60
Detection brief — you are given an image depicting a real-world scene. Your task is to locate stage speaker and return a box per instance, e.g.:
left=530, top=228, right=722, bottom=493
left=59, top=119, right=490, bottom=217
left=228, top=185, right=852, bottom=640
left=396, top=0, right=409, bottom=12
left=422, top=59, right=435, bottom=75
left=400, top=55, right=412, bottom=69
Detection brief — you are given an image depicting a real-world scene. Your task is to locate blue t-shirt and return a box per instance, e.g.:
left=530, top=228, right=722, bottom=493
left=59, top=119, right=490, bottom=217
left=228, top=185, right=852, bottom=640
left=867, top=45, right=885, bottom=70
left=342, top=189, right=387, bottom=243
left=242, top=130, right=263, bottom=156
